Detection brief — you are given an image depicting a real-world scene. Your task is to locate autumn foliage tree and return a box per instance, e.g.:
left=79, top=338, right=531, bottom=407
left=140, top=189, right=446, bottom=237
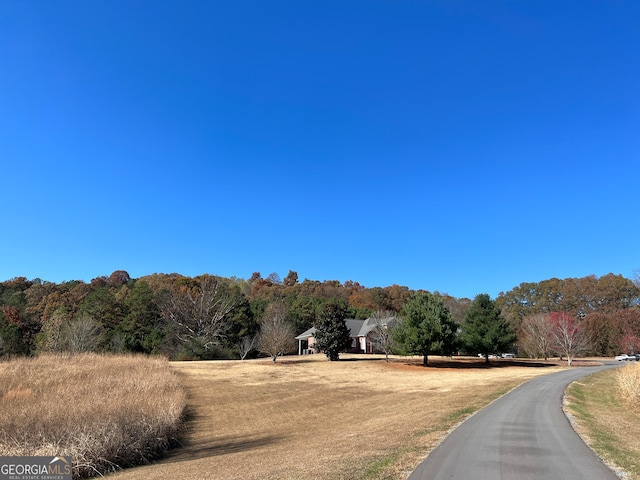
left=616, top=307, right=640, bottom=354
left=582, top=312, right=620, bottom=356
left=497, top=274, right=640, bottom=326
left=283, top=270, right=299, bottom=287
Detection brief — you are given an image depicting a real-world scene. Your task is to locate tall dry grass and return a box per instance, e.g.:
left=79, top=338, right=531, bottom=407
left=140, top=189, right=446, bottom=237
left=617, top=362, right=640, bottom=408
left=0, top=353, right=186, bottom=478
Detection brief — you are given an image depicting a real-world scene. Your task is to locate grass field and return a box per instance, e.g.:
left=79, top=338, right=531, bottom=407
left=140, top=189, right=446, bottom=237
left=565, top=363, right=640, bottom=480
left=108, top=354, right=565, bottom=480
left=0, top=354, right=186, bottom=478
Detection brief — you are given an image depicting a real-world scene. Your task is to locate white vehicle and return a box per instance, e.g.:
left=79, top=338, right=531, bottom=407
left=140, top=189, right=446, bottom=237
left=615, top=354, right=634, bottom=361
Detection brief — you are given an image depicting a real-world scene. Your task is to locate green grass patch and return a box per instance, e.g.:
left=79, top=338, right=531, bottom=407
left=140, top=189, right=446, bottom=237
left=360, top=451, right=403, bottom=480
left=441, top=385, right=515, bottom=427
left=443, top=406, right=477, bottom=424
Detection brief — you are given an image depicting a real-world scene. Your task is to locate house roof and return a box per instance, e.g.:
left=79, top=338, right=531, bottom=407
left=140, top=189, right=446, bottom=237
left=349, top=316, right=396, bottom=337
left=295, top=316, right=396, bottom=340
left=294, top=327, right=316, bottom=340
left=345, top=319, right=371, bottom=337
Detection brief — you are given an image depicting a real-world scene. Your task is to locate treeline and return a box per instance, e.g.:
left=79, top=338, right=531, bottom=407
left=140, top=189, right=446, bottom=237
left=0, top=270, right=457, bottom=360
left=496, top=273, right=640, bottom=356
left=0, top=270, right=638, bottom=360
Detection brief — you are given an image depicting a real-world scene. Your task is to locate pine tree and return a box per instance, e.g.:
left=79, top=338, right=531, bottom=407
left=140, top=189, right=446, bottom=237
left=462, top=293, right=515, bottom=362
left=392, top=292, right=458, bottom=366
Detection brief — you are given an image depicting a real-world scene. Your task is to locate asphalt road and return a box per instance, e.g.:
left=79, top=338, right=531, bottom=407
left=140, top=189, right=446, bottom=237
left=408, top=364, right=621, bottom=480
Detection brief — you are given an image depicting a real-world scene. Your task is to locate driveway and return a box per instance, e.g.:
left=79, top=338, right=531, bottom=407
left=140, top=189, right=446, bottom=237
left=408, top=364, right=620, bottom=480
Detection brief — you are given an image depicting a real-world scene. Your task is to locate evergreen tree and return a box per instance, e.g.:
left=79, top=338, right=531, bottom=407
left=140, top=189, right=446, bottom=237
left=462, top=293, right=515, bottom=362
left=314, top=301, right=351, bottom=361
left=0, top=323, right=28, bottom=356
left=119, top=280, right=163, bottom=353
left=392, top=291, right=458, bottom=366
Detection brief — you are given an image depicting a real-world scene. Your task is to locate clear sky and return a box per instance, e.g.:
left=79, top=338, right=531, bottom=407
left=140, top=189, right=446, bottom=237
left=1, top=1, right=638, bottom=299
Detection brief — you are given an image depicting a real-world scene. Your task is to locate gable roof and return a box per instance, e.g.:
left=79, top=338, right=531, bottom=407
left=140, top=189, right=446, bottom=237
left=295, top=327, right=316, bottom=340
left=295, top=316, right=396, bottom=340
left=346, top=319, right=375, bottom=337
left=349, top=316, right=396, bottom=337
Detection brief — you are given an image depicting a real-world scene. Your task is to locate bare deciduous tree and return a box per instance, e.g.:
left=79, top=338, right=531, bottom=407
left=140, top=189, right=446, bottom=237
left=237, top=334, right=257, bottom=360
left=257, top=302, right=296, bottom=362
left=63, top=315, right=104, bottom=353
left=519, top=313, right=554, bottom=360
left=370, top=310, right=398, bottom=362
left=161, top=275, right=240, bottom=351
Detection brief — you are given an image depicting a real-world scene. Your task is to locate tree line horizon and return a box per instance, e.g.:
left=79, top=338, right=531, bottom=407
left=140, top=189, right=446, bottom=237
left=0, top=269, right=638, bottom=361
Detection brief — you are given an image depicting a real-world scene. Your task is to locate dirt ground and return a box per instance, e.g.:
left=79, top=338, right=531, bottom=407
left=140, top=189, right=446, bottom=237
left=108, top=354, right=567, bottom=480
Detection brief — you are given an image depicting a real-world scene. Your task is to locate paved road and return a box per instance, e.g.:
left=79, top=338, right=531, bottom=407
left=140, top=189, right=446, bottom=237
left=408, top=364, right=620, bottom=480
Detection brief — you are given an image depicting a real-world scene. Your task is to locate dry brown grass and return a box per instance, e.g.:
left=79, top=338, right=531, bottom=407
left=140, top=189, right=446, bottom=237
left=108, top=354, right=564, bottom=480
left=617, top=362, right=640, bottom=407
left=0, top=353, right=186, bottom=478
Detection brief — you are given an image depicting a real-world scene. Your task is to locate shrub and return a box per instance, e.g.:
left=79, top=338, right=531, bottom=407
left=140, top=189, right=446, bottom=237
left=0, top=353, right=186, bottom=478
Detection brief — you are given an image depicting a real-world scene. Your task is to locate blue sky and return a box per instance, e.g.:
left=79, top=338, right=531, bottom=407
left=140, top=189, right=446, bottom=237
left=1, top=1, right=638, bottom=299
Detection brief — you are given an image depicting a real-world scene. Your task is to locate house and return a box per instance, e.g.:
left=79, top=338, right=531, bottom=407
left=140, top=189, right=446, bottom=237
left=294, top=327, right=317, bottom=355
left=295, top=317, right=395, bottom=355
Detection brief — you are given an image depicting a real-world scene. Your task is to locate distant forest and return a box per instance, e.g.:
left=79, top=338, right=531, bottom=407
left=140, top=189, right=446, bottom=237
left=0, top=270, right=638, bottom=360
